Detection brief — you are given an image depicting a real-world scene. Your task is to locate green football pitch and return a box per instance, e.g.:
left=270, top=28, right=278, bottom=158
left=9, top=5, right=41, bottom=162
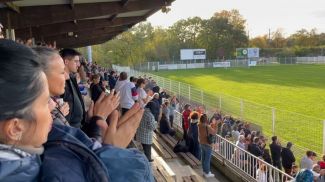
left=153, top=64, right=325, bottom=156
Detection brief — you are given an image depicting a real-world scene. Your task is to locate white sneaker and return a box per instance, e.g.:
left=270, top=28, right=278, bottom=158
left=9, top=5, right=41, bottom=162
left=203, top=172, right=215, bottom=178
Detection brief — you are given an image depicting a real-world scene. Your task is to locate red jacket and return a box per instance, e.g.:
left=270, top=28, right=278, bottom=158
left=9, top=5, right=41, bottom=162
left=182, top=109, right=191, bottom=130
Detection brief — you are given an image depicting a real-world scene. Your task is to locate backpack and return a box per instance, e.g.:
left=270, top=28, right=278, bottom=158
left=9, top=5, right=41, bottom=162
left=173, top=139, right=189, bottom=153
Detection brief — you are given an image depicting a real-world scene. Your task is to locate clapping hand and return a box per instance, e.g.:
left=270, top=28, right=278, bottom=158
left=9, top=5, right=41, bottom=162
left=97, top=103, right=144, bottom=148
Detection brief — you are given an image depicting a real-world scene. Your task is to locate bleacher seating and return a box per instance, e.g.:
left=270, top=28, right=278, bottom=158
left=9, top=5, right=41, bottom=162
left=155, top=130, right=201, bottom=168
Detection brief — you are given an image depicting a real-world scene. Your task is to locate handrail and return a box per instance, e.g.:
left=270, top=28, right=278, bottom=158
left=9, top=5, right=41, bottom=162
left=172, top=111, right=294, bottom=182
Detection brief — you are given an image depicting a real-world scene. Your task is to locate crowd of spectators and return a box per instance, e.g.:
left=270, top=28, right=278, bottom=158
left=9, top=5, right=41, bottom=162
left=1, top=33, right=325, bottom=182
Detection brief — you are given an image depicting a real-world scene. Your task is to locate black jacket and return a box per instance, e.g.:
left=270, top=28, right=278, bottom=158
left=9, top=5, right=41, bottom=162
left=281, top=147, right=295, bottom=168
left=270, top=142, right=282, bottom=162
left=90, top=83, right=103, bottom=103
left=248, top=143, right=263, bottom=157
left=61, top=74, right=86, bottom=128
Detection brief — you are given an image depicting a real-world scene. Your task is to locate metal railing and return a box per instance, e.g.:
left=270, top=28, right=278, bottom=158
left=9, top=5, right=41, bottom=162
left=124, top=68, right=323, bottom=159
left=172, top=111, right=294, bottom=182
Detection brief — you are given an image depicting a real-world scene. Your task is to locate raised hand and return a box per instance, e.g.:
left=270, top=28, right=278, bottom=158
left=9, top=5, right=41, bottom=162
left=97, top=103, right=144, bottom=148
left=93, top=90, right=120, bottom=120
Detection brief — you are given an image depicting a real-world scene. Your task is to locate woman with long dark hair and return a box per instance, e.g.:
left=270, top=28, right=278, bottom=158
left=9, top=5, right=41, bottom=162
left=198, top=114, right=217, bottom=178
left=0, top=40, right=153, bottom=182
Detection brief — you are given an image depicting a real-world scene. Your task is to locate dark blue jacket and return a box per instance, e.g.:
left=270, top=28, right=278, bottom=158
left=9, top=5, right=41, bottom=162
left=0, top=144, right=41, bottom=182
left=41, top=124, right=154, bottom=182
left=108, top=75, right=117, bottom=90
left=188, top=121, right=201, bottom=160
left=147, top=98, right=160, bottom=122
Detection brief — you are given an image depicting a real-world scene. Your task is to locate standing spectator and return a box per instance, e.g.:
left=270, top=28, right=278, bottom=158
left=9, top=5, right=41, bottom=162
left=210, top=117, right=218, bottom=151
left=269, top=136, right=282, bottom=170
left=256, top=164, right=273, bottom=182
left=248, top=137, right=264, bottom=178
left=318, top=155, right=325, bottom=170
left=301, top=151, right=317, bottom=170
left=108, top=70, right=117, bottom=90
left=232, top=125, right=240, bottom=143
left=198, top=114, right=217, bottom=178
left=281, top=142, right=296, bottom=176
left=169, top=96, right=178, bottom=128
left=136, top=105, right=156, bottom=162
left=182, top=104, right=191, bottom=140
left=146, top=88, right=160, bottom=122
left=136, top=78, right=152, bottom=108
left=130, top=76, right=138, bottom=86
left=221, top=118, right=231, bottom=138
left=262, top=149, right=272, bottom=164
left=187, top=112, right=201, bottom=160
left=249, top=137, right=264, bottom=158
left=60, top=48, right=86, bottom=128
left=115, top=72, right=138, bottom=115
left=90, top=74, right=104, bottom=103
left=33, top=47, right=70, bottom=126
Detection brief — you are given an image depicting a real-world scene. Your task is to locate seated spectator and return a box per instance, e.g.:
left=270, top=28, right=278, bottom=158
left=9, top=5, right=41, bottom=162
left=301, top=151, right=317, bottom=170
left=159, top=101, right=175, bottom=136
left=159, top=114, right=176, bottom=136
left=318, top=154, right=325, bottom=169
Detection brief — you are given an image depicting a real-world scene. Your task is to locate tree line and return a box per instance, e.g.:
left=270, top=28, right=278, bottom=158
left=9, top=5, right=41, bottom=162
left=78, top=9, right=325, bottom=67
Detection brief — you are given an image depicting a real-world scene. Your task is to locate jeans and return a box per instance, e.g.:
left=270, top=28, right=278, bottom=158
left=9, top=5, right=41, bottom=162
left=201, top=144, right=212, bottom=174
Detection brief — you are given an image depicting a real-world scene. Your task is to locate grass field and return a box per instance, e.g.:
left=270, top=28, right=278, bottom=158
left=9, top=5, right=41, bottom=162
left=153, top=64, right=325, bottom=156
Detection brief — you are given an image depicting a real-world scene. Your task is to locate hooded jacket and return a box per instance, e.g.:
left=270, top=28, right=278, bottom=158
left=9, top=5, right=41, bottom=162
left=41, top=124, right=154, bottom=182
left=0, top=144, right=41, bottom=182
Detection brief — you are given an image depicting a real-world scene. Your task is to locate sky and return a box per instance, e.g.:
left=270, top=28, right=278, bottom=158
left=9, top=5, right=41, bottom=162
left=147, top=0, right=325, bottom=37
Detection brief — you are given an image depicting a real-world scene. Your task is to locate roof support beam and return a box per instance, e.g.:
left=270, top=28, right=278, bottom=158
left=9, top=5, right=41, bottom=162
left=0, top=0, right=170, bottom=29
left=15, top=16, right=143, bottom=40
left=56, top=34, right=117, bottom=48
left=0, top=0, right=21, bottom=3
left=69, top=0, right=74, bottom=9
left=4, top=2, right=20, bottom=13
left=43, top=26, right=128, bottom=42
left=120, top=0, right=129, bottom=7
